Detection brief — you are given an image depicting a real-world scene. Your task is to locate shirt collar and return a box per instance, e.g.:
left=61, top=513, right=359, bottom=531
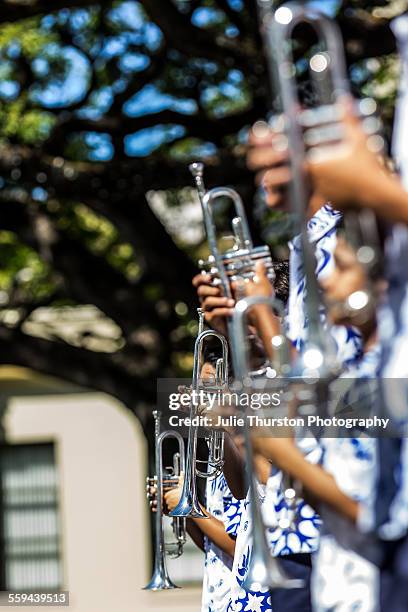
left=290, top=203, right=342, bottom=250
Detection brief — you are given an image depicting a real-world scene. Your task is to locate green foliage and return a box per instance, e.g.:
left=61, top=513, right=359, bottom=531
left=0, top=231, right=55, bottom=302
left=362, top=54, right=399, bottom=120
left=55, top=202, right=143, bottom=282
left=0, top=99, right=55, bottom=143
left=0, top=17, right=59, bottom=144
left=0, top=19, right=56, bottom=58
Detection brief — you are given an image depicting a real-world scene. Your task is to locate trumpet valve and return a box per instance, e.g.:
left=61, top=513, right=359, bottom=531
left=301, top=98, right=384, bottom=156
left=199, top=247, right=277, bottom=289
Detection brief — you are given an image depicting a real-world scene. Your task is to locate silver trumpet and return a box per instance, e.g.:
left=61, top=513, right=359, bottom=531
left=232, top=296, right=303, bottom=591
left=170, top=311, right=229, bottom=518
left=144, top=410, right=186, bottom=590
left=264, top=2, right=383, bottom=331
left=194, top=309, right=228, bottom=480
left=189, top=162, right=275, bottom=295
left=196, top=353, right=228, bottom=479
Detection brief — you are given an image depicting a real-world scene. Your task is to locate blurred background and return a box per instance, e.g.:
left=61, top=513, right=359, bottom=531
left=0, top=0, right=403, bottom=610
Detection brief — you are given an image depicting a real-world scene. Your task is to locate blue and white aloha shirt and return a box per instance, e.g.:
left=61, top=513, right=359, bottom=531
left=312, top=345, right=381, bottom=612
left=202, top=473, right=243, bottom=612
left=279, top=203, right=362, bottom=553
left=288, top=204, right=368, bottom=611
left=227, top=485, right=273, bottom=612
left=287, top=203, right=362, bottom=365
left=264, top=468, right=321, bottom=557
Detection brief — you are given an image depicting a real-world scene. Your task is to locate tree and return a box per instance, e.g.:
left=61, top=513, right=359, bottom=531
left=0, top=0, right=401, bottom=427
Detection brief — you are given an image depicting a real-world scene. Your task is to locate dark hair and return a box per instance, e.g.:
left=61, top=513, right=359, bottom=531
left=202, top=345, right=232, bottom=377
left=202, top=347, right=222, bottom=367
left=272, top=259, right=290, bottom=306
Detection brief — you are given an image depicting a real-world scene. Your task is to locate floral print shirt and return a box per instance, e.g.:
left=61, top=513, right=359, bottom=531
left=201, top=473, right=242, bottom=612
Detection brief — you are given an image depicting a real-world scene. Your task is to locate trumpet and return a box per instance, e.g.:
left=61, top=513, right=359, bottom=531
left=195, top=352, right=228, bottom=480
left=196, top=308, right=227, bottom=480
left=189, top=162, right=275, bottom=296
left=263, top=2, right=383, bottom=332
left=232, top=296, right=303, bottom=591
left=144, top=410, right=186, bottom=591
left=194, top=308, right=228, bottom=480
left=170, top=310, right=229, bottom=518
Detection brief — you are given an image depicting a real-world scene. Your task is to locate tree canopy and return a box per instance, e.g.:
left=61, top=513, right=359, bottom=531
left=0, top=0, right=402, bottom=426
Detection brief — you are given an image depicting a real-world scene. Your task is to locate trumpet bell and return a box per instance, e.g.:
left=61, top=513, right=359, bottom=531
left=144, top=414, right=186, bottom=592
left=143, top=566, right=180, bottom=591
left=243, top=483, right=303, bottom=592
left=169, top=490, right=208, bottom=519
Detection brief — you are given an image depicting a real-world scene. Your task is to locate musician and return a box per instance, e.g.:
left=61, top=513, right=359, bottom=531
left=292, top=17, right=408, bottom=609
left=193, top=267, right=316, bottom=612
left=246, top=239, right=383, bottom=611
left=190, top=16, right=408, bottom=611
left=193, top=195, right=345, bottom=612
left=214, top=117, right=364, bottom=612
left=163, top=354, right=243, bottom=612
left=165, top=472, right=241, bottom=612
left=226, top=455, right=295, bottom=612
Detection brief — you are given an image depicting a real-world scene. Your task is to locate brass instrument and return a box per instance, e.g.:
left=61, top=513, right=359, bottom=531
left=196, top=353, right=227, bottom=480
left=195, top=309, right=227, bottom=481
left=143, top=410, right=186, bottom=590
left=189, top=162, right=275, bottom=296
left=264, top=2, right=383, bottom=331
left=170, top=310, right=229, bottom=518
left=232, top=296, right=303, bottom=591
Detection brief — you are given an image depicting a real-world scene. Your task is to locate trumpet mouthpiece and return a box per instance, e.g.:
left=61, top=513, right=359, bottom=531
left=189, top=162, right=204, bottom=177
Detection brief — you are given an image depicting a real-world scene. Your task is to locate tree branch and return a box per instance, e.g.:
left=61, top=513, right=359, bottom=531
left=0, top=326, right=155, bottom=416
left=108, top=44, right=168, bottom=115
left=215, top=0, right=248, bottom=35
left=139, top=0, right=249, bottom=64
left=45, top=104, right=263, bottom=152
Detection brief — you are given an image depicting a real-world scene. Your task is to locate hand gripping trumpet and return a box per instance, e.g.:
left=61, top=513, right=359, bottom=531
left=189, top=162, right=275, bottom=297
left=231, top=295, right=303, bottom=591
left=143, top=410, right=186, bottom=591
left=170, top=309, right=229, bottom=519
left=260, top=1, right=383, bottom=330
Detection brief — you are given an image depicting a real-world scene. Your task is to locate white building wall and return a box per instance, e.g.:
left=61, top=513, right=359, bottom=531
left=3, top=391, right=201, bottom=612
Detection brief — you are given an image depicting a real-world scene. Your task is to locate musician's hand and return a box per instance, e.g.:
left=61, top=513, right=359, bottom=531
left=231, top=262, right=276, bottom=331
left=192, top=273, right=234, bottom=335
left=251, top=437, right=297, bottom=471
left=164, top=472, right=184, bottom=513
left=307, top=99, right=386, bottom=210
left=254, top=453, right=273, bottom=485
left=240, top=261, right=274, bottom=299
left=247, top=124, right=291, bottom=210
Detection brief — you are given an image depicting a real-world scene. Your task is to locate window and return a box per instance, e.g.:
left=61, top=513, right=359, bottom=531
left=0, top=443, right=62, bottom=591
